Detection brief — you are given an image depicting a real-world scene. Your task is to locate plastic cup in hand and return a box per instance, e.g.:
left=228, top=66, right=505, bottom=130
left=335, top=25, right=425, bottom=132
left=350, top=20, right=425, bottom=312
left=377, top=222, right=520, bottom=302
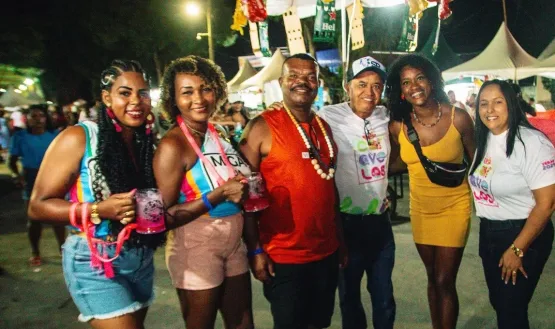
left=135, top=188, right=166, bottom=234
left=244, top=172, right=270, bottom=212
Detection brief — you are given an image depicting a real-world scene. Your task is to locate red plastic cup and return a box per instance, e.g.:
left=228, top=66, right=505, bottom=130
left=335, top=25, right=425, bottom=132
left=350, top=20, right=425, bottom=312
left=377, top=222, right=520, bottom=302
left=135, top=188, right=166, bottom=234
left=244, top=172, right=270, bottom=212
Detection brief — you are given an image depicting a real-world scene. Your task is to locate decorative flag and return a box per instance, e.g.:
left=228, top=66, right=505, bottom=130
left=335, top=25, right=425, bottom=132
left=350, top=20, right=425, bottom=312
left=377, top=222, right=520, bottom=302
left=249, top=21, right=263, bottom=57
left=258, top=21, right=272, bottom=57
left=231, top=0, right=248, bottom=35
left=283, top=6, right=307, bottom=55
left=406, top=0, right=429, bottom=16
left=313, top=0, right=337, bottom=43
left=243, top=0, right=268, bottom=23
left=428, top=0, right=452, bottom=20
left=397, top=5, right=419, bottom=52
left=346, top=0, right=365, bottom=51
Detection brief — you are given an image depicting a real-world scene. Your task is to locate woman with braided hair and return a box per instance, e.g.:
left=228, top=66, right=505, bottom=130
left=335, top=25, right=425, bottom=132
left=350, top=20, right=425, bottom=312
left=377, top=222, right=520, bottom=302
left=28, top=59, right=164, bottom=328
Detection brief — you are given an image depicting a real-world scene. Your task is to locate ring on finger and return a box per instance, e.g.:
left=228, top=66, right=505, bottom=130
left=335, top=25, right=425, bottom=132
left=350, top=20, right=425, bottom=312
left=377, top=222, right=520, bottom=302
left=124, top=211, right=133, bottom=217
left=120, top=217, right=132, bottom=225
left=512, top=270, right=517, bottom=275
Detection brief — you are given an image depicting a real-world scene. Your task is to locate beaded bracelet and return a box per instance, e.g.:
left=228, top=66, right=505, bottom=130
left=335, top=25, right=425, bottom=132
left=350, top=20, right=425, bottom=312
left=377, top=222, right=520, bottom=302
left=247, top=247, right=264, bottom=258
left=201, top=193, right=214, bottom=211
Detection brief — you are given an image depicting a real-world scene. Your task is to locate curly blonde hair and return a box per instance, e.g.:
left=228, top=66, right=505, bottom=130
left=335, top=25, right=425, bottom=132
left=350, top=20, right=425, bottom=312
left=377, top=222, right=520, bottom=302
left=160, top=55, right=228, bottom=121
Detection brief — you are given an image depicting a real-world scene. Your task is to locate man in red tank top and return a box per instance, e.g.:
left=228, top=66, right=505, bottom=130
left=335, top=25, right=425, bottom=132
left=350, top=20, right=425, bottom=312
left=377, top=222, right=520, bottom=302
left=241, top=54, right=347, bottom=329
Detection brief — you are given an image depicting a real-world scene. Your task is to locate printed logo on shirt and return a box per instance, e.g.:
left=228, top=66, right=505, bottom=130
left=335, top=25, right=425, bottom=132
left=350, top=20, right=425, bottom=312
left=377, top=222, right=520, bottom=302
left=542, top=159, right=555, bottom=170
left=469, top=156, right=499, bottom=207
left=353, top=135, right=387, bottom=184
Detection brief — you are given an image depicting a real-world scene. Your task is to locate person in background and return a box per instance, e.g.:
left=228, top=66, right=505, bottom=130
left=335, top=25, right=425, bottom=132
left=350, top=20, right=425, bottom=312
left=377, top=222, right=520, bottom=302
left=9, top=107, right=26, bottom=135
left=28, top=59, right=164, bottom=327
left=9, top=104, right=65, bottom=266
left=387, top=54, right=475, bottom=329
left=154, top=55, right=253, bottom=329
left=0, top=104, right=10, bottom=162
left=448, top=90, right=468, bottom=111
left=319, top=56, right=397, bottom=329
left=469, top=80, right=555, bottom=329
left=48, top=105, right=69, bottom=132
left=528, top=97, right=546, bottom=113
left=510, top=84, right=536, bottom=117
left=465, top=93, right=477, bottom=122
left=240, top=53, right=347, bottom=329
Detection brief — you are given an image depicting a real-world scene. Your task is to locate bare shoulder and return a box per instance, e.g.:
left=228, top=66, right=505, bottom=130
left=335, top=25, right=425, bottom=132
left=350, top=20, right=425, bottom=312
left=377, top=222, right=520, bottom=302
left=51, top=126, right=86, bottom=152
left=389, top=120, right=402, bottom=136
left=452, top=107, right=474, bottom=131
left=155, top=126, right=185, bottom=157
left=242, top=114, right=270, bottom=140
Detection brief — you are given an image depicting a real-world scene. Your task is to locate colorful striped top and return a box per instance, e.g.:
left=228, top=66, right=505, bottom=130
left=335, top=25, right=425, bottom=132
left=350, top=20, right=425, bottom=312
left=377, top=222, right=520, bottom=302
left=67, top=121, right=111, bottom=237
left=178, top=132, right=251, bottom=217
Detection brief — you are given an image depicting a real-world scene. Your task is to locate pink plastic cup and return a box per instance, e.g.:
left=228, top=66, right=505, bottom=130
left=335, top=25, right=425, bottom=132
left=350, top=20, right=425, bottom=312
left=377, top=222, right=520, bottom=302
left=135, top=188, right=166, bottom=234
left=244, top=172, right=270, bottom=212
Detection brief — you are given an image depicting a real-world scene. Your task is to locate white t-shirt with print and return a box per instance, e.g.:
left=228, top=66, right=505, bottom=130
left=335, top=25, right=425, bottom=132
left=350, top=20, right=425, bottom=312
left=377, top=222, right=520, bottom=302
left=318, top=103, right=391, bottom=215
left=469, top=127, right=555, bottom=220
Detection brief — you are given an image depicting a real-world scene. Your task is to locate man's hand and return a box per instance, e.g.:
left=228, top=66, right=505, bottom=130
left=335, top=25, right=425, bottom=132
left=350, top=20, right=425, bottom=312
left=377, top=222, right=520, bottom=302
left=249, top=253, right=275, bottom=283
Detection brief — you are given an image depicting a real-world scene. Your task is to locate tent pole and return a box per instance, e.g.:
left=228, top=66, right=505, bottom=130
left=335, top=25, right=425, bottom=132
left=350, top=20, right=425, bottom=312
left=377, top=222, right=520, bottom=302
left=502, top=0, right=508, bottom=24
left=341, top=0, right=347, bottom=66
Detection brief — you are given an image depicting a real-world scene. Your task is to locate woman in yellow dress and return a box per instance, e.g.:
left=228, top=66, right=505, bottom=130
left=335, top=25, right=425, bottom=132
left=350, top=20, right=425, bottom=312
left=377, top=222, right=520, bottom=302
left=386, top=54, right=475, bottom=329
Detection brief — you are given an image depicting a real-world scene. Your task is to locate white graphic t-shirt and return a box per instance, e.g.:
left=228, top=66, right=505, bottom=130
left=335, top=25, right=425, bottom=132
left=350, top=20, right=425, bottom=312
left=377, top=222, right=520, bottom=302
left=318, top=103, right=391, bottom=215
left=469, top=127, right=555, bottom=220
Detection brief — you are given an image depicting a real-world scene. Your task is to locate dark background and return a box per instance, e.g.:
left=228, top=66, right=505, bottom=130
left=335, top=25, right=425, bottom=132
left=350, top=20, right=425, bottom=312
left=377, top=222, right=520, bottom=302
left=0, top=0, right=553, bottom=104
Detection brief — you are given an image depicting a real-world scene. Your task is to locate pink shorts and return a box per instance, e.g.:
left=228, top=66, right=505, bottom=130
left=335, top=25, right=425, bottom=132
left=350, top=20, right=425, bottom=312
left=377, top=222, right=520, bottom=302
left=165, top=213, right=249, bottom=290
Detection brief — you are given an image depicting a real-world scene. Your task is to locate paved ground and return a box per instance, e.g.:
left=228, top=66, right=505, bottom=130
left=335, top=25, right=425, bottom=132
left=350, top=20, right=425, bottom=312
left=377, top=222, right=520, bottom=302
left=0, top=164, right=553, bottom=329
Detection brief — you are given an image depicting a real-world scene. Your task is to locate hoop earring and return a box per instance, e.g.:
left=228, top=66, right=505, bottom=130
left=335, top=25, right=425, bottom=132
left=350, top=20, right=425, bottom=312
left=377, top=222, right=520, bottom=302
left=145, top=113, right=154, bottom=135
left=106, top=108, right=122, bottom=132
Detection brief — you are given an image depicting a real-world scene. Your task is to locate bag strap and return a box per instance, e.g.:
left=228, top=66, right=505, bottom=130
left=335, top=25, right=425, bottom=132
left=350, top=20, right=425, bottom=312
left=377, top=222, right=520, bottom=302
left=404, top=115, right=434, bottom=170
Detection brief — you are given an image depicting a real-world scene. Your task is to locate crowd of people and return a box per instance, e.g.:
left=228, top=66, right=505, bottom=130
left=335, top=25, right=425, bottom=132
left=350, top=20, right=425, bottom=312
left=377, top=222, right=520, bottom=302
left=1, top=51, right=552, bottom=329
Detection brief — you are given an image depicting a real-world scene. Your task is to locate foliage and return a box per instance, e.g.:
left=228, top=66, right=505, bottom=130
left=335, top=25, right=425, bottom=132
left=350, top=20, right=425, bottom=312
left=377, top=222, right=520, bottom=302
left=541, top=77, right=555, bottom=104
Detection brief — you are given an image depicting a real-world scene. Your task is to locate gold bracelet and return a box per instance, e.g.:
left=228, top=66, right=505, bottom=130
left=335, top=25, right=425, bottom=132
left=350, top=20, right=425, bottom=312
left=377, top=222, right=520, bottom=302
left=510, top=243, right=524, bottom=258
left=90, top=202, right=101, bottom=225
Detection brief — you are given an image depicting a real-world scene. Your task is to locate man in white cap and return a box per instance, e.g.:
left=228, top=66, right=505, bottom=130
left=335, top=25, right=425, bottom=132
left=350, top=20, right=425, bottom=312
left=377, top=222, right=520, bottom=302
left=318, top=56, right=396, bottom=329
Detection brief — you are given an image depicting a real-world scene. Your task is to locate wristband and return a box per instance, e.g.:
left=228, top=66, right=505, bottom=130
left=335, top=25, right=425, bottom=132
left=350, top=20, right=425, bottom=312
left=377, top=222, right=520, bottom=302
left=247, top=247, right=264, bottom=257
left=201, top=193, right=214, bottom=211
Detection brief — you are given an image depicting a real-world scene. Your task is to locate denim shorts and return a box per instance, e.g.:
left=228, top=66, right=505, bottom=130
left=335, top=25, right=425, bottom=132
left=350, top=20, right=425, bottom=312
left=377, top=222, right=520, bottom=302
left=62, top=235, right=155, bottom=322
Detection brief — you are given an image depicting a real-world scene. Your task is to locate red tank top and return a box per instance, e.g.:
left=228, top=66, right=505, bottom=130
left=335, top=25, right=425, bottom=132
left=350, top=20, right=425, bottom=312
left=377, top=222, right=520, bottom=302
left=259, top=109, right=339, bottom=264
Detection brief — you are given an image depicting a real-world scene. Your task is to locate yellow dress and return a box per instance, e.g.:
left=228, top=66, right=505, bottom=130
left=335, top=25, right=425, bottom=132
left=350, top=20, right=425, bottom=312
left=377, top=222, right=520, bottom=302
left=399, top=108, right=471, bottom=247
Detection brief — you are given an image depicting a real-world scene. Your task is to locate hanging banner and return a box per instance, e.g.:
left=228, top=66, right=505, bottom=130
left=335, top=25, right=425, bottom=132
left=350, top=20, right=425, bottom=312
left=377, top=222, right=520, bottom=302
left=231, top=0, right=248, bottom=35
left=243, top=0, right=268, bottom=23
left=258, top=21, right=272, bottom=57
left=283, top=6, right=307, bottom=55
left=397, top=6, right=419, bottom=52
left=313, top=0, right=337, bottom=43
left=346, top=0, right=365, bottom=51
left=249, top=21, right=263, bottom=57
left=406, top=0, right=429, bottom=16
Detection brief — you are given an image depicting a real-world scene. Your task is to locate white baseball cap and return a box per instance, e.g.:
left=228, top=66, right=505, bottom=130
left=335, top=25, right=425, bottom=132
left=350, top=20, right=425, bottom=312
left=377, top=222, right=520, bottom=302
left=347, top=56, right=387, bottom=82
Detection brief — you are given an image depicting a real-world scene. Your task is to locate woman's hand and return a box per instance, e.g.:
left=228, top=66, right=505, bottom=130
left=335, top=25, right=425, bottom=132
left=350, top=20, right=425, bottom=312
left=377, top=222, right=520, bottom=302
left=266, top=102, right=283, bottom=111
left=499, top=248, right=528, bottom=285
left=221, top=174, right=248, bottom=204
left=97, top=189, right=137, bottom=223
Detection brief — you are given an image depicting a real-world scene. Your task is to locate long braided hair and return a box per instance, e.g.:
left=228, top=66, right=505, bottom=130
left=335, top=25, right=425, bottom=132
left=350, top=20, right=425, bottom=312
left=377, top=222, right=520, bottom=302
left=94, top=59, right=164, bottom=249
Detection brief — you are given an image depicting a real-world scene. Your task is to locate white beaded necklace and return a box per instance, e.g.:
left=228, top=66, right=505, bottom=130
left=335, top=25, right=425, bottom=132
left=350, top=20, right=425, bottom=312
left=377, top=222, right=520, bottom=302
left=284, top=105, right=336, bottom=180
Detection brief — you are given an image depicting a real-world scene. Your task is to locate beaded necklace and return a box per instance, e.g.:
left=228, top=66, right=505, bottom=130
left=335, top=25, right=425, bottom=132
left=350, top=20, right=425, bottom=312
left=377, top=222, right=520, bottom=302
left=412, top=101, right=442, bottom=128
left=284, top=105, right=335, bottom=180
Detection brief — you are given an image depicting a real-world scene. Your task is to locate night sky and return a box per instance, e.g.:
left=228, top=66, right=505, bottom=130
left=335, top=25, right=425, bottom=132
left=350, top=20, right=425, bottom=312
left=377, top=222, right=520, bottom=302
left=0, top=0, right=553, bottom=104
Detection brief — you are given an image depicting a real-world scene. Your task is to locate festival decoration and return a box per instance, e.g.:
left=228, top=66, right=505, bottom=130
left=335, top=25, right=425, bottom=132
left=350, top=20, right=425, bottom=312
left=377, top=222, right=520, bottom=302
left=243, top=0, right=268, bottom=23
left=346, top=0, right=365, bottom=51
left=248, top=21, right=263, bottom=57
left=258, top=20, right=272, bottom=57
left=283, top=6, right=307, bottom=55
left=406, top=0, right=429, bottom=16
left=231, top=0, right=248, bottom=35
left=429, top=0, right=452, bottom=20
left=397, top=5, right=419, bottom=52
left=313, top=0, right=337, bottom=43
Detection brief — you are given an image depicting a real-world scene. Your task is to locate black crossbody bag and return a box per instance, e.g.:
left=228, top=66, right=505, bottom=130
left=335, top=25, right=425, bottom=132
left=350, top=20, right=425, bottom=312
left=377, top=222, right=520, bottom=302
left=404, top=116, right=467, bottom=188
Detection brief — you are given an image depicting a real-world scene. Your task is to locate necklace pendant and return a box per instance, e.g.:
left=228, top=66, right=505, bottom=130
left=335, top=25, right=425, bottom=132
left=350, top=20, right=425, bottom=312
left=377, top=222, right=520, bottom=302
left=302, top=151, right=310, bottom=159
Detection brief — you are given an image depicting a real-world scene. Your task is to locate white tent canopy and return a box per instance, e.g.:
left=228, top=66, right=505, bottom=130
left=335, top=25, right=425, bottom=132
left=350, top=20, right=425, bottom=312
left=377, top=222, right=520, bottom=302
left=519, top=54, right=555, bottom=79
left=0, top=87, right=35, bottom=107
left=267, top=0, right=409, bottom=18
left=227, top=60, right=257, bottom=93
left=442, top=23, right=539, bottom=80
left=538, top=39, right=555, bottom=60
left=239, top=50, right=287, bottom=90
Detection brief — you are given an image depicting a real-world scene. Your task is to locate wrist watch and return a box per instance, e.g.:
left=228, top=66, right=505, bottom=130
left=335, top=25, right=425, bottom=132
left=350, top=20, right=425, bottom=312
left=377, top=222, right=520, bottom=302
left=510, top=243, right=524, bottom=258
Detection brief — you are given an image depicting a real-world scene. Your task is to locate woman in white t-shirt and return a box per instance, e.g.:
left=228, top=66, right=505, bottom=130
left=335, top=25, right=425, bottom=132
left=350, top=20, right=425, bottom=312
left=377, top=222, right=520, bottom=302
left=469, top=80, right=555, bottom=329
